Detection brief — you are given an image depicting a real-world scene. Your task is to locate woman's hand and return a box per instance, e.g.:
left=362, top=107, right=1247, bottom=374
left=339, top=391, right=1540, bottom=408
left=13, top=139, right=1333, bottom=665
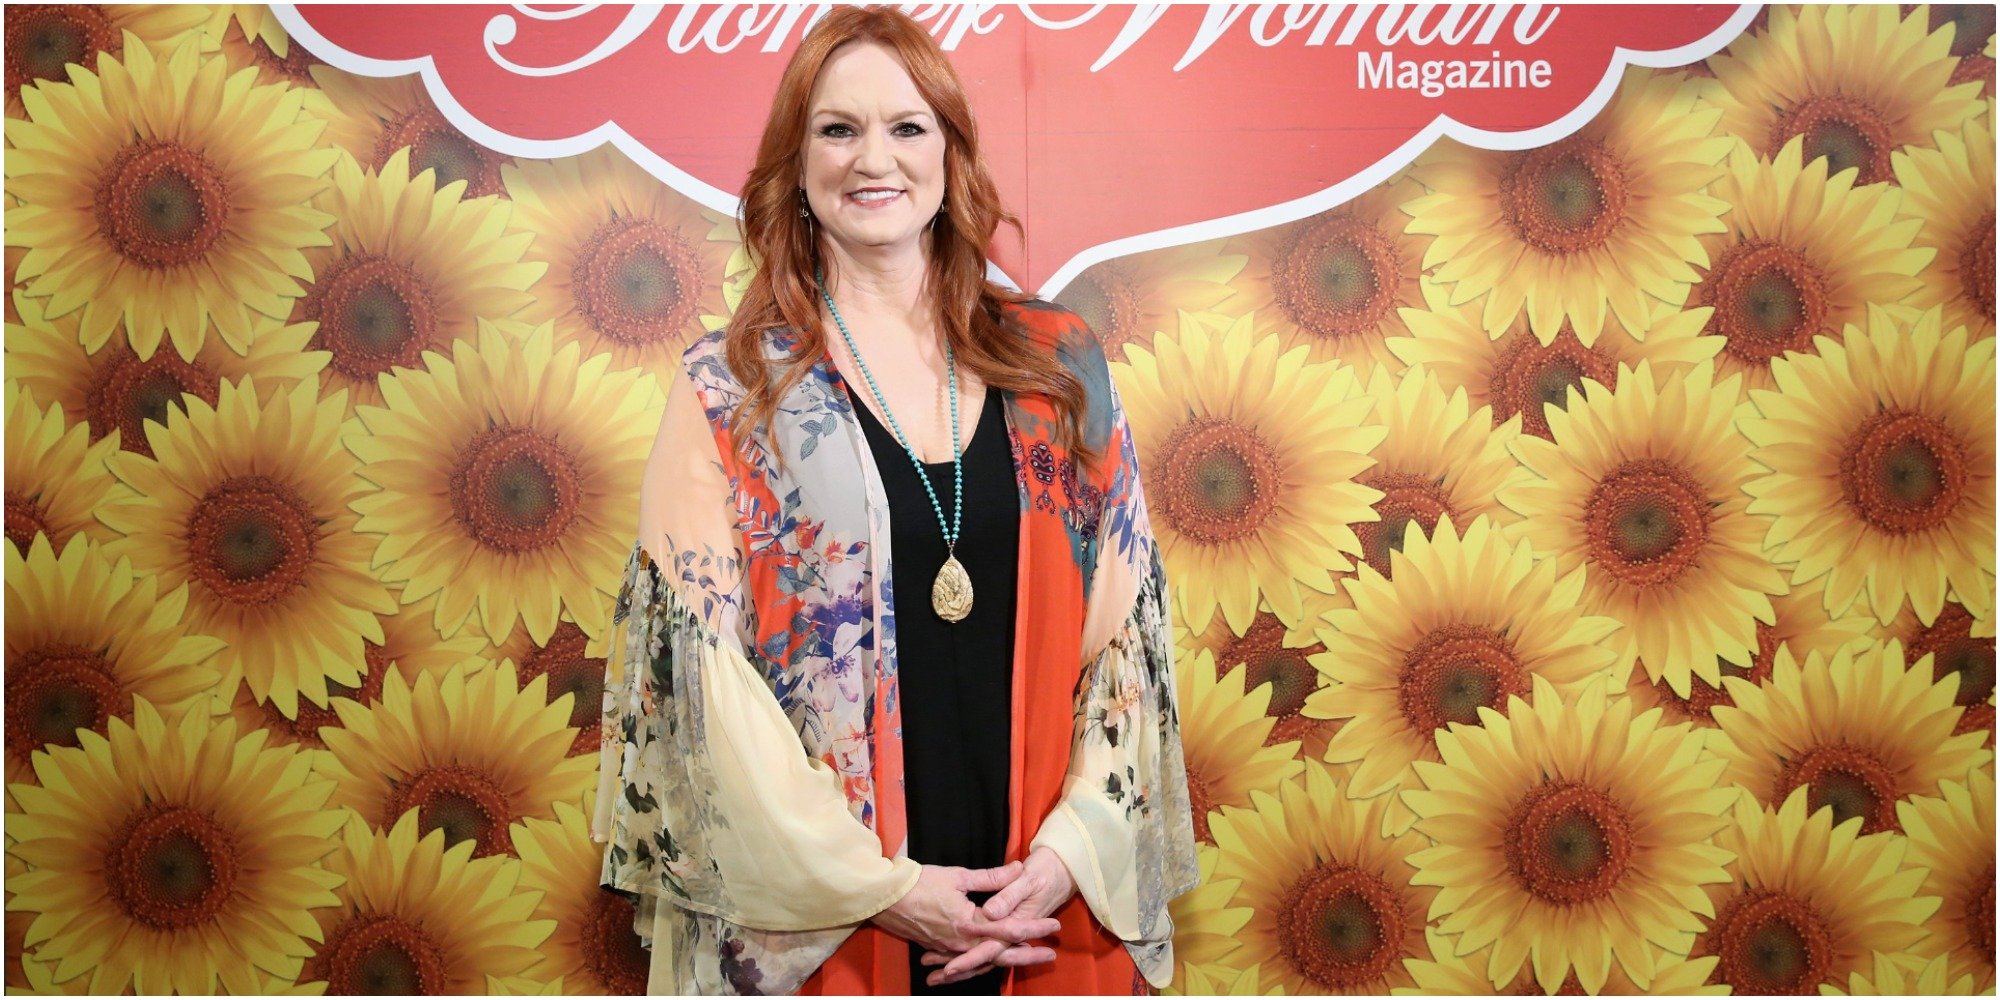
left=871, top=863, right=1064, bottom=961
left=919, top=847, right=1078, bottom=986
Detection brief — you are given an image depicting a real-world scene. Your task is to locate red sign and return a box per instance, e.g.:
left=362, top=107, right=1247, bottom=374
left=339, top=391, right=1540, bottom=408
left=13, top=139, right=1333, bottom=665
left=277, top=3, right=1753, bottom=293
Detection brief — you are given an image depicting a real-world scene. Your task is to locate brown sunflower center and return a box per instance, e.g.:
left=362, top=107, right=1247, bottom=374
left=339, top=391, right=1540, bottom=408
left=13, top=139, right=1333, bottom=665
left=1956, top=703, right=1995, bottom=747
left=315, top=911, right=449, bottom=996
left=301, top=254, right=439, bottom=385
left=1654, top=623, right=1777, bottom=724
left=1356, top=471, right=1455, bottom=578
left=1838, top=409, right=1968, bottom=536
left=1183, top=759, right=1218, bottom=843
left=5, top=643, right=128, bottom=761
left=374, top=106, right=506, bottom=199
left=383, top=763, right=515, bottom=857
left=448, top=425, right=584, bottom=554
left=1584, top=458, right=1712, bottom=588
left=1155, top=416, right=1281, bottom=545
left=571, top=216, right=705, bottom=349
left=94, top=139, right=230, bottom=270
left=84, top=342, right=222, bottom=457
left=186, top=474, right=319, bottom=607
left=238, top=27, right=319, bottom=84
left=1970, top=864, right=1997, bottom=967
left=1962, top=210, right=1996, bottom=321
left=517, top=621, right=605, bottom=756
left=1057, top=265, right=1143, bottom=357
left=1398, top=623, right=1527, bottom=735
left=1498, top=137, right=1630, bottom=255
left=1277, top=861, right=1408, bottom=990
left=1218, top=614, right=1325, bottom=724
left=1932, top=4, right=1999, bottom=57
left=1504, top=781, right=1634, bottom=904
left=104, top=802, right=240, bottom=929
left=1701, top=239, right=1828, bottom=364
left=1274, top=214, right=1403, bottom=340
left=1908, top=604, right=1997, bottom=706
left=1486, top=326, right=1616, bottom=440
left=580, top=892, right=651, bottom=994
left=1768, top=94, right=1894, bottom=185
left=1703, top=889, right=1834, bottom=994
left=5, top=5, right=118, bottom=95
left=1775, top=743, right=1900, bottom=834
left=3, top=491, right=50, bottom=553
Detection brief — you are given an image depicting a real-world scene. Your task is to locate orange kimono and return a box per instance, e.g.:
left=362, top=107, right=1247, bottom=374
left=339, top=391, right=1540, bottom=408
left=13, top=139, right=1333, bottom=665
left=593, top=300, right=1197, bottom=994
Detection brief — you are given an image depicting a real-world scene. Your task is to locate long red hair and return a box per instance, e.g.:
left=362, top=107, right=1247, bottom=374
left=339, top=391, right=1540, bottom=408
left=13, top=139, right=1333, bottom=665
left=723, top=5, right=1091, bottom=466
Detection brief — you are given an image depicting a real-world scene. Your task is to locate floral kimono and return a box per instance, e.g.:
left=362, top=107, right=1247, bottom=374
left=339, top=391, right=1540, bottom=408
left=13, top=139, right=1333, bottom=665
left=591, top=300, right=1197, bottom=995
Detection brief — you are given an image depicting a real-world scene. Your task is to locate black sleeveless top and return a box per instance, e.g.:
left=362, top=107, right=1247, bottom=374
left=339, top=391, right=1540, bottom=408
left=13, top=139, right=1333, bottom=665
left=854, top=387, right=1019, bottom=995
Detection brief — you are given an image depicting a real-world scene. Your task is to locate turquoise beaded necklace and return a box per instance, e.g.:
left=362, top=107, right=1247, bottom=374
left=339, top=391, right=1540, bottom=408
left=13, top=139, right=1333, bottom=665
left=817, top=269, right=974, bottom=622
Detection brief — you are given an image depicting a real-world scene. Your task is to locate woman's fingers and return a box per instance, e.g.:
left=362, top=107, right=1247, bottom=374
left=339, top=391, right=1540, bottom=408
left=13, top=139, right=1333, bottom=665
left=933, top=939, right=1007, bottom=984
left=954, top=860, right=1022, bottom=894
left=993, top=945, right=1057, bottom=968
left=981, top=874, right=1038, bottom=919
left=955, top=913, right=1062, bottom=944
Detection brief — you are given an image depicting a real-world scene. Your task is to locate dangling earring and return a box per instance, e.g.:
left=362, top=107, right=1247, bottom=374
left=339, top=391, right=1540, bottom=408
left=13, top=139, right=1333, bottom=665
left=933, top=197, right=948, bottom=229
left=798, top=189, right=812, bottom=219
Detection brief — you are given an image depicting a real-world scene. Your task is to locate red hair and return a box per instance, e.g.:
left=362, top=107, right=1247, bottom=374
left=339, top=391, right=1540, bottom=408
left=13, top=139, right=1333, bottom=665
left=723, top=5, right=1091, bottom=466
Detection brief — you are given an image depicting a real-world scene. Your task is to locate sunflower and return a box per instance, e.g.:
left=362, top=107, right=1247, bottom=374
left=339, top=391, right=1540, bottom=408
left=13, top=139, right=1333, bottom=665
left=1927, top=4, right=1998, bottom=96
left=1699, top=5, right=1983, bottom=186
left=302, top=809, right=555, bottom=994
left=4, top=383, right=125, bottom=554
left=2, top=5, right=208, bottom=116
left=1052, top=240, right=1244, bottom=363
left=312, top=65, right=513, bottom=199
left=226, top=589, right=493, bottom=753
left=295, top=148, right=543, bottom=413
left=1502, top=360, right=1789, bottom=697
left=7, top=291, right=329, bottom=460
left=95, top=376, right=398, bottom=718
left=4, top=35, right=336, bottom=360
left=4, top=700, right=345, bottom=994
left=201, top=3, right=321, bottom=87
left=503, top=147, right=741, bottom=389
left=511, top=799, right=650, bottom=994
left=317, top=662, right=597, bottom=858
left=1405, top=677, right=1737, bottom=994
left=1178, top=650, right=1304, bottom=843
left=1625, top=573, right=1876, bottom=728
left=1175, top=592, right=1344, bottom=759
left=346, top=320, right=659, bottom=646
left=1114, top=310, right=1384, bottom=634
left=1397, top=928, right=1727, bottom=995
left=1166, top=843, right=1251, bottom=993
left=1404, top=69, right=1731, bottom=345
left=1822, top=952, right=1986, bottom=997
left=1694, top=137, right=1929, bottom=392
left=1388, top=276, right=1727, bottom=440
left=1741, top=307, right=1996, bottom=626
left=1693, top=786, right=1936, bottom=994
left=1308, top=516, right=1622, bottom=828
left=1209, top=761, right=1437, bottom=995
left=1899, top=769, right=1998, bottom=992
left=1352, top=366, right=1525, bottom=580
left=5, top=531, right=223, bottom=795
left=480, top=617, right=611, bottom=758
left=1175, top=963, right=1276, bottom=995
left=1893, top=119, right=1995, bottom=340
left=1712, top=641, right=1990, bottom=840
left=1223, top=177, right=1428, bottom=373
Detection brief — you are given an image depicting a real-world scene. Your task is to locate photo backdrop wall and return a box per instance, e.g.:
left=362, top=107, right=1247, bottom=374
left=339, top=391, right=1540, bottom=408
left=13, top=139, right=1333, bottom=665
left=2, top=3, right=1994, bottom=996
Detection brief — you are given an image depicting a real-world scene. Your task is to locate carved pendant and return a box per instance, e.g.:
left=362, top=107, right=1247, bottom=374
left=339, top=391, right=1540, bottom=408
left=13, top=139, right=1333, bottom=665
left=932, top=555, right=973, bottom=622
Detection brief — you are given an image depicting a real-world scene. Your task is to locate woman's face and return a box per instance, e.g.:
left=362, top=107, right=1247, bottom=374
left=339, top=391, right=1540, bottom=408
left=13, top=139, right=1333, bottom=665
left=801, top=41, right=948, bottom=262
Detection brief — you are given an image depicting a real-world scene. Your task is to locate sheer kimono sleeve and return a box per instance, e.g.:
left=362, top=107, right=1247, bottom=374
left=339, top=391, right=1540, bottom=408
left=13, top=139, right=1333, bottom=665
left=1028, top=375, right=1200, bottom=989
left=592, top=371, right=919, bottom=937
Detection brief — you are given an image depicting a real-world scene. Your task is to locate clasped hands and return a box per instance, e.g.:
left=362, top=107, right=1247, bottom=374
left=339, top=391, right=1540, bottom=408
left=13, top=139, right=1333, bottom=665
left=871, top=847, right=1077, bottom=988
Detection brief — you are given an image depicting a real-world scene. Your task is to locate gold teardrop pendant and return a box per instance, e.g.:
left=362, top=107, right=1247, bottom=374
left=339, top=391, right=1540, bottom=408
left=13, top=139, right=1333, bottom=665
left=932, top=555, right=973, bottom=622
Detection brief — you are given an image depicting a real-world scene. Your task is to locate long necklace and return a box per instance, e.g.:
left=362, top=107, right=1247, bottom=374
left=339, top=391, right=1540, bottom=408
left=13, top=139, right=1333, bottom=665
left=817, top=273, right=973, bottom=623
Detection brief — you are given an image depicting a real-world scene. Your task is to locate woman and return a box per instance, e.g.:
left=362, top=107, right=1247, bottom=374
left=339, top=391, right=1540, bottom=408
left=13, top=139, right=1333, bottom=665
left=592, top=7, right=1196, bottom=995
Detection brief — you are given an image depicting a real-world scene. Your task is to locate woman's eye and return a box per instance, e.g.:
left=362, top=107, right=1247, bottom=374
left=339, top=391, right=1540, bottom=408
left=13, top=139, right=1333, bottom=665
left=893, top=122, right=927, bottom=137
left=819, top=123, right=854, bottom=138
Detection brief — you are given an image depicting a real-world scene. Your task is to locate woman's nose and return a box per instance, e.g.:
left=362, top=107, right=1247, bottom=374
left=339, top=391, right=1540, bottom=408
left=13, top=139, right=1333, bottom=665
left=855, top=127, right=895, bottom=175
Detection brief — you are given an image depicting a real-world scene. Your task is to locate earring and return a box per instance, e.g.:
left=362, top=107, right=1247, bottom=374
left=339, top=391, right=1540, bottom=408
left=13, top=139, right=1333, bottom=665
left=798, top=189, right=812, bottom=219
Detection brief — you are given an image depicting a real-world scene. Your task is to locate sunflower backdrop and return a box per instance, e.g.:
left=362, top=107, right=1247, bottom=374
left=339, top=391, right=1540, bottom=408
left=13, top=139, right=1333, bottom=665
left=2, top=4, right=1994, bottom=996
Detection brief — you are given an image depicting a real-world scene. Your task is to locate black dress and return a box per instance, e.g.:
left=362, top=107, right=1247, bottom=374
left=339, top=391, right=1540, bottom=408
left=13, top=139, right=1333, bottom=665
left=854, top=387, right=1019, bottom=996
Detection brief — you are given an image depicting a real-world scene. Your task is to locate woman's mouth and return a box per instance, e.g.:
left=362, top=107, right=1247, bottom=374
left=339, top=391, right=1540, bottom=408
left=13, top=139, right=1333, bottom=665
left=847, top=189, right=903, bottom=208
